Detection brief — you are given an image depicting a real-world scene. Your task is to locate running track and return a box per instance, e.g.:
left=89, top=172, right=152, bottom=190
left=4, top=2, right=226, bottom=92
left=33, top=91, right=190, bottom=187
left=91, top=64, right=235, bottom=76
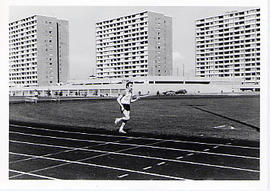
left=9, top=123, right=260, bottom=180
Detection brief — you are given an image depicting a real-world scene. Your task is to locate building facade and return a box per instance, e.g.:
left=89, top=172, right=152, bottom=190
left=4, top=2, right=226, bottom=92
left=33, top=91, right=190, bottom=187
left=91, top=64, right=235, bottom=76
left=195, top=8, right=260, bottom=87
left=9, top=15, right=69, bottom=87
left=95, top=11, right=172, bottom=79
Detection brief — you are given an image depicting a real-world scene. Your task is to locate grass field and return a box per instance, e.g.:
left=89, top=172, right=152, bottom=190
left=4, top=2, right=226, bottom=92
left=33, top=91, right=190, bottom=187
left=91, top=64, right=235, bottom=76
left=9, top=96, right=260, bottom=141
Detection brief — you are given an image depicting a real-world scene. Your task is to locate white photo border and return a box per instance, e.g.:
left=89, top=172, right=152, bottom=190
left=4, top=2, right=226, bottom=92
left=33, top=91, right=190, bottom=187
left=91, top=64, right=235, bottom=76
left=1, top=0, right=268, bottom=190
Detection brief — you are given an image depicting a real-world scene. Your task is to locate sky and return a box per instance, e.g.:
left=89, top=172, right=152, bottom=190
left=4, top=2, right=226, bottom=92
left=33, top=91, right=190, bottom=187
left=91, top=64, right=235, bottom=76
left=9, top=6, right=253, bottom=80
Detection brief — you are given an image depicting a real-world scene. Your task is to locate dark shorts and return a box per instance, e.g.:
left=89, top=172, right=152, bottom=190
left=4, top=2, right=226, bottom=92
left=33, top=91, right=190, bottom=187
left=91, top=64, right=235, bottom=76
left=120, top=104, right=130, bottom=113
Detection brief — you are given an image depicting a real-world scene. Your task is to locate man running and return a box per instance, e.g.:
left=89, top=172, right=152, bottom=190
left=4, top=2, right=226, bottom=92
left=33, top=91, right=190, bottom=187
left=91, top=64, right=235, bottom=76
left=115, top=81, right=139, bottom=134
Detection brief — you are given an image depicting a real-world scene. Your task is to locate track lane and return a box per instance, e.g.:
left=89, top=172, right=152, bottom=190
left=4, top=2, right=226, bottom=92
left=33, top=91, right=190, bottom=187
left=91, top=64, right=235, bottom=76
left=9, top=129, right=258, bottom=159
left=9, top=123, right=260, bottom=180
left=9, top=152, right=185, bottom=180
left=9, top=137, right=259, bottom=173
left=10, top=124, right=259, bottom=149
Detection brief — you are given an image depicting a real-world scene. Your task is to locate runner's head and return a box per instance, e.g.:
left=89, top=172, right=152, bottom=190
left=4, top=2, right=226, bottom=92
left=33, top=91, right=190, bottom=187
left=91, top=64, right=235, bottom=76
left=126, top=81, right=133, bottom=91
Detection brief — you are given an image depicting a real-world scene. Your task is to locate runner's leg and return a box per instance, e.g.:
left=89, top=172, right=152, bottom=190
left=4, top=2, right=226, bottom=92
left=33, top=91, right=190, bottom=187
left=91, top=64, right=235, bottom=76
left=119, top=110, right=130, bottom=133
left=115, top=105, right=127, bottom=124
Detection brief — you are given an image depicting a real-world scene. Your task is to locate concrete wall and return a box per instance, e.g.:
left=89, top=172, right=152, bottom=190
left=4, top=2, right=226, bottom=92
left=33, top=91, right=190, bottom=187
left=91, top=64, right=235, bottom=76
left=164, top=16, right=173, bottom=76
left=132, top=84, right=238, bottom=95
left=9, top=79, right=241, bottom=97
left=36, top=16, right=58, bottom=86
left=57, top=19, right=69, bottom=84
left=36, top=16, right=69, bottom=86
left=147, top=12, right=172, bottom=77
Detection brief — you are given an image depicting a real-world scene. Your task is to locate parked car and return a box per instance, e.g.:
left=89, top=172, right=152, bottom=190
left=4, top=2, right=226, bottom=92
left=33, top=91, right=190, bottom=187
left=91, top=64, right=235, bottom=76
left=175, top=89, right=187, bottom=95
left=163, top=91, right=176, bottom=96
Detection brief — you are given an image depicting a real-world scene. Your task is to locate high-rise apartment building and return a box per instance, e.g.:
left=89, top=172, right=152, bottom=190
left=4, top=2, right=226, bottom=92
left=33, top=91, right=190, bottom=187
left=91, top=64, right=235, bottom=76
left=95, top=11, right=172, bottom=79
left=9, top=15, right=69, bottom=87
left=195, top=8, right=260, bottom=86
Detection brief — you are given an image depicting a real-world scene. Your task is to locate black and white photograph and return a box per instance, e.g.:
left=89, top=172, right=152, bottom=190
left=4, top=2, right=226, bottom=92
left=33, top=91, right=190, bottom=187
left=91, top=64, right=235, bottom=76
left=1, top=0, right=269, bottom=190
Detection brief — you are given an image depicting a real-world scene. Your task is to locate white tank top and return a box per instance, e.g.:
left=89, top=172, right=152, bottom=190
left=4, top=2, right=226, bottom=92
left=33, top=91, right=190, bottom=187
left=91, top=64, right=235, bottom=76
left=120, top=90, right=132, bottom=105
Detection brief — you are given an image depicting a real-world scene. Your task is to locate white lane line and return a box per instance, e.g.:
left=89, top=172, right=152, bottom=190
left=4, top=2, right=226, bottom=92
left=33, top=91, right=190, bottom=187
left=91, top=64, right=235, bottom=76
left=9, top=131, right=259, bottom=160
left=9, top=145, right=90, bottom=164
left=213, top=146, right=219, bottom=149
left=9, top=152, right=185, bottom=180
left=176, top=156, right=183, bottom=159
left=9, top=140, right=259, bottom=173
left=10, top=150, right=109, bottom=179
left=118, top=174, right=129, bottom=178
left=187, top=153, right=194, bottom=156
left=10, top=139, right=82, bottom=150
left=9, top=169, right=58, bottom=180
left=10, top=141, right=159, bottom=179
left=204, top=149, right=210, bottom=152
left=10, top=139, right=122, bottom=164
left=9, top=124, right=259, bottom=150
left=143, top=166, right=152, bottom=170
left=10, top=140, right=165, bottom=179
left=10, top=131, right=113, bottom=145
left=157, top=162, right=166, bottom=166
left=9, top=153, right=33, bottom=163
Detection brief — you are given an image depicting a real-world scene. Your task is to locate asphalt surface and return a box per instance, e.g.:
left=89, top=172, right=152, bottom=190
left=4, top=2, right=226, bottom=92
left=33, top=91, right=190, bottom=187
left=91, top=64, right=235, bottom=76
left=9, top=123, right=260, bottom=180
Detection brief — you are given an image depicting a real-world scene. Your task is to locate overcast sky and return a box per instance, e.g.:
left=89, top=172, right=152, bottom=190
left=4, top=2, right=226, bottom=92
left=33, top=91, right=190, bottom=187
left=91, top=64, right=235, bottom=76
left=9, top=6, right=253, bottom=80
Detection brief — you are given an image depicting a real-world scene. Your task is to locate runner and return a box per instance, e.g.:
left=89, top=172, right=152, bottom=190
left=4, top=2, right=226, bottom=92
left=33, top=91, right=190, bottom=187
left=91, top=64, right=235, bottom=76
left=114, top=81, right=139, bottom=134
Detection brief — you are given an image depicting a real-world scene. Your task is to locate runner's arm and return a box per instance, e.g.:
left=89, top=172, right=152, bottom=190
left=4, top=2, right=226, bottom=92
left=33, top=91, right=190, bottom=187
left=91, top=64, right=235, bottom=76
left=131, top=95, right=140, bottom=103
left=117, top=92, right=125, bottom=108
